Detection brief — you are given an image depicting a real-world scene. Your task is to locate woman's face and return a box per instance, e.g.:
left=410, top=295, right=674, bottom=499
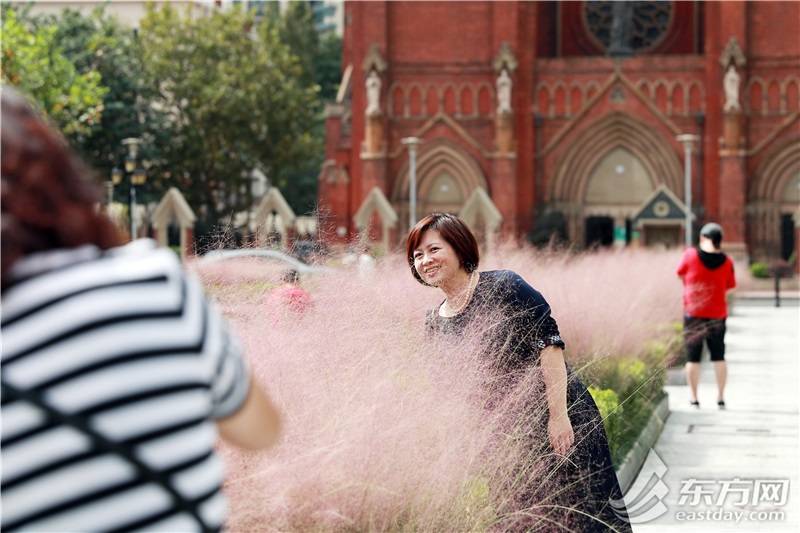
left=412, top=229, right=463, bottom=286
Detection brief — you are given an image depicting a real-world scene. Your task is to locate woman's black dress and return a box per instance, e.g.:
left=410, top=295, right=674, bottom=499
left=426, top=270, right=631, bottom=532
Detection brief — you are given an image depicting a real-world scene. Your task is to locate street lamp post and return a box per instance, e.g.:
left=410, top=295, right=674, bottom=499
left=401, top=137, right=421, bottom=229
left=111, top=137, right=146, bottom=240
left=676, top=134, right=700, bottom=247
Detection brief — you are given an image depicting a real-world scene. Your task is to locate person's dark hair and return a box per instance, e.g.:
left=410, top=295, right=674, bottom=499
left=1, top=87, right=123, bottom=289
left=282, top=269, right=299, bottom=284
left=405, top=212, right=479, bottom=285
left=699, top=222, right=723, bottom=249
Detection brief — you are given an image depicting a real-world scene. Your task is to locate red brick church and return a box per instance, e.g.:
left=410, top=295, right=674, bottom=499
left=319, top=1, right=799, bottom=262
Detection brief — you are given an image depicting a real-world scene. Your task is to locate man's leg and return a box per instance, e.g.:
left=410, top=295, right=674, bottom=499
left=713, top=361, right=727, bottom=402
left=683, top=317, right=704, bottom=404
left=708, top=319, right=727, bottom=404
left=686, top=362, right=701, bottom=403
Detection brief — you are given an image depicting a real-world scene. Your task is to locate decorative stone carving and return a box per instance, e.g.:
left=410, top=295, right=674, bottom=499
left=365, top=70, right=382, bottom=117
left=362, top=43, right=387, bottom=74
left=496, top=70, right=512, bottom=115
left=719, top=37, right=747, bottom=69
left=493, top=42, right=518, bottom=74
left=608, top=1, right=634, bottom=57
left=723, top=65, right=742, bottom=113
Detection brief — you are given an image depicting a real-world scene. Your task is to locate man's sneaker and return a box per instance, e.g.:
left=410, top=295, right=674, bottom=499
left=717, top=400, right=726, bottom=410
left=690, top=400, right=700, bottom=408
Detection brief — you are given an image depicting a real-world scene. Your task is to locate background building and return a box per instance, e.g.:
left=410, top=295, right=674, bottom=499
left=11, top=0, right=215, bottom=27
left=320, top=1, right=800, bottom=262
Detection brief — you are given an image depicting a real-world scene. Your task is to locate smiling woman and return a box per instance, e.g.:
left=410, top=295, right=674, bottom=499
left=406, top=212, right=632, bottom=532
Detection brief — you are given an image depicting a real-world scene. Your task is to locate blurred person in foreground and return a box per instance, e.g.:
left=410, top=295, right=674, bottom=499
left=1, top=87, right=280, bottom=532
left=407, top=213, right=631, bottom=532
left=676, top=222, right=736, bottom=409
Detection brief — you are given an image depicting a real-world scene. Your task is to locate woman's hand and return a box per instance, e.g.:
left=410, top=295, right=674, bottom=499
left=548, top=414, right=574, bottom=455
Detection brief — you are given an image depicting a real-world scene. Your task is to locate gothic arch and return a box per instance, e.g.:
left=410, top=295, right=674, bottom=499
left=442, top=84, right=458, bottom=115
left=536, top=83, right=552, bottom=116
left=746, top=77, right=767, bottom=115
left=408, top=83, right=425, bottom=118
left=568, top=83, right=583, bottom=116
left=457, top=83, right=475, bottom=117
left=388, top=83, right=406, bottom=118
left=751, top=137, right=800, bottom=202
left=424, top=84, right=440, bottom=116
left=392, top=139, right=489, bottom=215
left=550, top=113, right=683, bottom=204
left=586, top=81, right=601, bottom=101
left=476, top=82, right=494, bottom=117
left=748, top=137, right=800, bottom=259
left=653, top=80, right=670, bottom=115
left=636, top=79, right=651, bottom=99
left=553, top=82, right=567, bottom=117
left=687, top=81, right=704, bottom=113
left=783, top=77, right=800, bottom=112
left=670, top=82, right=686, bottom=116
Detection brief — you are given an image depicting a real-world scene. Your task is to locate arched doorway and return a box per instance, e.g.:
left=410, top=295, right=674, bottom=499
left=424, top=172, right=465, bottom=214
left=583, top=147, right=657, bottom=247
left=549, top=113, right=683, bottom=246
left=780, top=171, right=800, bottom=260
left=393, top=140, right=488, bottom=222
left=749, top=139, right=800, bottom=261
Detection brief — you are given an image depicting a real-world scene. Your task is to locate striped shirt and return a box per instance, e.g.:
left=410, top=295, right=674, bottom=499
left=1, top=240, right=250, bottom=532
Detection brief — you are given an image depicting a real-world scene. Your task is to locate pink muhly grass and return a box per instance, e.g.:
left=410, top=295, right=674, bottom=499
left=484, top=245, right=683, bottom=364
left=192, top=245, right=683, bottom=531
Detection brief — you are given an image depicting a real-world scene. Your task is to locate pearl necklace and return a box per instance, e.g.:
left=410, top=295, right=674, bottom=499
left=441, top=270, right=479, bottom=316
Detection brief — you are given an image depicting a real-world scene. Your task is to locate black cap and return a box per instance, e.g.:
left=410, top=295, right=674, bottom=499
left=700, top=222, right=723, bottom=241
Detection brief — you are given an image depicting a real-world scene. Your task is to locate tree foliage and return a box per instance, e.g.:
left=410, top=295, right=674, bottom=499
left=1, top=8, right=106, bottom=139
left=138, top=4, right=319, bottom=237
left=2, top=2, right=343, bottom=235
left=267, top=1, right=343, bottom=214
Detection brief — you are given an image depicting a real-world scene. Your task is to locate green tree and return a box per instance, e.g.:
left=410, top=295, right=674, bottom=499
left=269, top=1, right=343, bottom=214
left=1, top=8, right=106, bottom=140
left=138, top=4, right=319, bottom=242
left=49, top=9, right=171, bottom=196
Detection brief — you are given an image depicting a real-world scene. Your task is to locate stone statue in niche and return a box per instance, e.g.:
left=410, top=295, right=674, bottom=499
left=608, top=1, right=634, bottom=57
left=365, top=70, right=381, bottom=116
left=723, top=64, right=741, bottom=113
left=496, top=69, right=512, bottom=114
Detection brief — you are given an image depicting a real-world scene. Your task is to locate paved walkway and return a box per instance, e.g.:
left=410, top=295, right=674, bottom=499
left=628, top=299, right=800, bottom=532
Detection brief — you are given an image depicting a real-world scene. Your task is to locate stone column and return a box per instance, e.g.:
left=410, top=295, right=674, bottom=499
left=718, top=148, right=748, bottom=261
left=491, top=154, right=517, bottom=238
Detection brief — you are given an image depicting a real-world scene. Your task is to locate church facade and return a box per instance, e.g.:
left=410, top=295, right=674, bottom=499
left=319, top=1, right=800, bottom=262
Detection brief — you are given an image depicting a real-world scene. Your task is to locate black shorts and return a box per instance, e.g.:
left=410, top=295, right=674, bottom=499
left=684, top=316, right=726, bottom=363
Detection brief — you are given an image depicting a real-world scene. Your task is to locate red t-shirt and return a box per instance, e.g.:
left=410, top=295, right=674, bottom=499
left=676, top=247, right=736, bottom=319
left=267, top=285, right=312, bottom=314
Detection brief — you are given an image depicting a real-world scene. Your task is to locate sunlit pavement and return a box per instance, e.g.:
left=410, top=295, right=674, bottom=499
left=629, top=298, right=800, bottom=532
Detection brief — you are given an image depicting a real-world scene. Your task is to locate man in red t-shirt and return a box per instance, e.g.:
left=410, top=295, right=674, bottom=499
left=676, top=223, right=736, bottom=409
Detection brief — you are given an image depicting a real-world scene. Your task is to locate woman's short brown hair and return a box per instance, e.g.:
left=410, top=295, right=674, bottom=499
left=1, top=87, right=123, bottom=289
left=405, top=212, right=479, bottom=285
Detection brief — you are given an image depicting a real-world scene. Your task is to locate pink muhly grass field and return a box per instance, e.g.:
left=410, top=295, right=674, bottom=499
left=194, top=246, right=682, bottom=531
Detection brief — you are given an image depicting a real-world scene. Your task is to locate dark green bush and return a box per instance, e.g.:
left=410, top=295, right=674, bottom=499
left=750, top=262, right=770, bottom=278
left=581, top=350, right=668, bottom=467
